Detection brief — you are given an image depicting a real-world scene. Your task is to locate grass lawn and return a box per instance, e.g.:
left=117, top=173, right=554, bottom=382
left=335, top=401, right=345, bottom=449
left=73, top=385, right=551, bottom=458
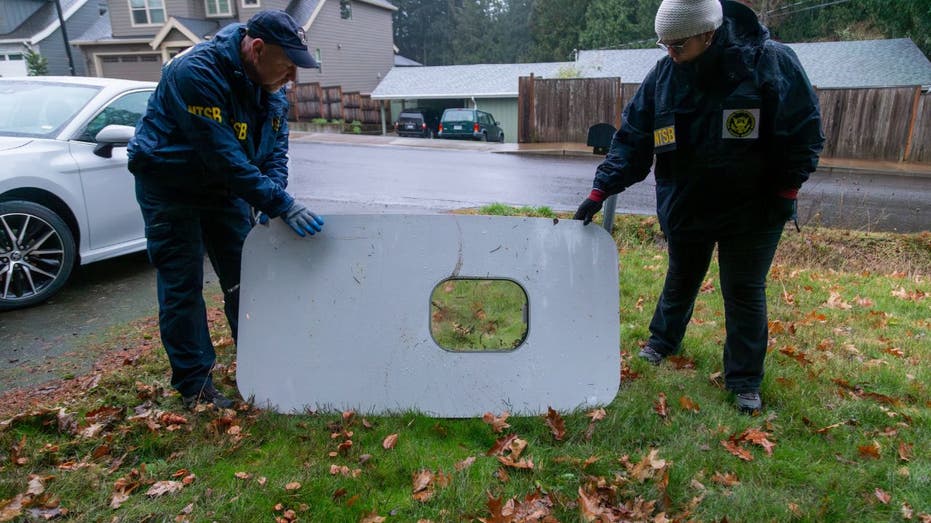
left=1, top=207, right=928, bottom=522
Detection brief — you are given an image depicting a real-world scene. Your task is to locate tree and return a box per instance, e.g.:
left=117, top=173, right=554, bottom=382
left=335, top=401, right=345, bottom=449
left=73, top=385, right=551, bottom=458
left=528, top=0, right=592, bottom=61
left=448, top=0, right=496, bottom=64
left=579, top=0, right=660, bottom=50
left=23, top=45, right=49, bottom=76
left=491, top=0, right=534, bottom=63
left=393, top=0, right=456, bottom=65
left=761, top=0, right=930, bottom=58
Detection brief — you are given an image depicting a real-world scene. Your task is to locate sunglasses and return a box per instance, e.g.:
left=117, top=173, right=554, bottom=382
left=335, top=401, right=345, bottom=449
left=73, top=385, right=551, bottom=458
left=656, top=36, right=694, bottom=53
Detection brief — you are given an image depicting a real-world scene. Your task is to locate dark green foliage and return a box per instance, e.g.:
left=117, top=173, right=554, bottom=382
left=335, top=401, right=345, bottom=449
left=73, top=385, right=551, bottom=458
left=392, top=0, right=929, bottom=66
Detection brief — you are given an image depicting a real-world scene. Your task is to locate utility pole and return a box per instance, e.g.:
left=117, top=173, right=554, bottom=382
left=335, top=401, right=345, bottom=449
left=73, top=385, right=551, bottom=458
left=52, top=0, right=77, bottom=75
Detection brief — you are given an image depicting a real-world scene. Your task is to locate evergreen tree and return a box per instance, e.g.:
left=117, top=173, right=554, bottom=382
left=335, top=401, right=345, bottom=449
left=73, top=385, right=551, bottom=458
left=393, top=0, right=455, bottom=65
left=579, top=0, right=660, bottom=50
left=23, top=45, right=49, bottom=76
left=528, top=0, right=592, bottom=61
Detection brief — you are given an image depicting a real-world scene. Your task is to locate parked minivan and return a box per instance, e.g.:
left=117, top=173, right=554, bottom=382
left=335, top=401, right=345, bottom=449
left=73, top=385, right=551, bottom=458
left=437, top=108, right=505, bottom=142
left=394, top=108, right=440, bottom=138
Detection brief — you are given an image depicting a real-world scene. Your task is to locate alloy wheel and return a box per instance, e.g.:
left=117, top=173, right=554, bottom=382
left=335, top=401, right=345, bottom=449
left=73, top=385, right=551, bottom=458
left=0, top=211, right=68, bottom=304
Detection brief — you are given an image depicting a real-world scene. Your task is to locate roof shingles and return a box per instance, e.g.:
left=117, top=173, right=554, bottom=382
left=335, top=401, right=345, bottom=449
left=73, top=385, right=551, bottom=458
left=374, top=38, right=931, bottom=99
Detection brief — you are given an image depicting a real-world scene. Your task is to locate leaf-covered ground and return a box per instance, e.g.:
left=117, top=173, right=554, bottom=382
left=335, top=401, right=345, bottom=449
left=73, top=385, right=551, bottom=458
left=1, top=211, right=928, bottom=522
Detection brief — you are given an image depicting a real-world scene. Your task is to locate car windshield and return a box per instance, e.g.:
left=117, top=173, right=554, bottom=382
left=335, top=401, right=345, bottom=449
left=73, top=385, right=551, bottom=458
left=0, top=81, right=101, bottom=138
left=399, top=112, right=424, bottom=120
left=443, top=110, right=474, bottom=122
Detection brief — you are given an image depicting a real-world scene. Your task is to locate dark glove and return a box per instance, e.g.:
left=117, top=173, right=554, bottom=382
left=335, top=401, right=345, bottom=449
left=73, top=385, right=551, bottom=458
left=770, top=188, right=800, bottom=231
left=281, top=201, right=324, bottom=237
left=771, top=197, right=797, bottom=223
left=573, top=189, right=607, bottom=225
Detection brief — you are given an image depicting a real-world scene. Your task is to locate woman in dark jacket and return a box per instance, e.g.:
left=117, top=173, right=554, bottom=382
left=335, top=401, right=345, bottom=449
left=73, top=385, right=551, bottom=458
left=574, top=0, right=824, bottom=413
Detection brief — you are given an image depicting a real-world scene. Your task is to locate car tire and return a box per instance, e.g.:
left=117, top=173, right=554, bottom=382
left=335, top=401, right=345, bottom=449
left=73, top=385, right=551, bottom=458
left=479, top=133, right=487, bottom=142
left=0, top=201, right=77, bottom=311
left=499, top=133, right=505, bottom=142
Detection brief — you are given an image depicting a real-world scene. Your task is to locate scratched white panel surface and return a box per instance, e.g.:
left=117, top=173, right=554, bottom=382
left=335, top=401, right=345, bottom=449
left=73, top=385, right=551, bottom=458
left=236, top=214, right=620, bottom=417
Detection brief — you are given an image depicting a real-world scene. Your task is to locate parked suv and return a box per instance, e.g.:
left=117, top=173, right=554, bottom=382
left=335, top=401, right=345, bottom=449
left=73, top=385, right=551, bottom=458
left=438, top=108, right=505, bottom=142
left=394, top=108, right=440, bottom=138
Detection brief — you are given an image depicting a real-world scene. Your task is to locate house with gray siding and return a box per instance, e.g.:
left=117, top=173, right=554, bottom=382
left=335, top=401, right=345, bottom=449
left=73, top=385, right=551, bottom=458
left=0, top=0, right=101, bottom=77
left=72, top=0, right=395, bottom=94
left=372, top=38, right=931, bottom=143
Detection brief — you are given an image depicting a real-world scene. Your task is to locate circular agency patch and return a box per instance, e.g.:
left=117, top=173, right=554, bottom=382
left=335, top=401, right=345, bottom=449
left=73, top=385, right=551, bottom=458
left=725, top=109, right=756, bottom=138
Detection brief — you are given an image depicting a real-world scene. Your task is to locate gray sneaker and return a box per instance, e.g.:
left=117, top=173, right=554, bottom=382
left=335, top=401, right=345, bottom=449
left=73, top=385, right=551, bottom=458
left=735, top=392, right=762, bottom=414
left=182, top=383, right=234, bottom=410
left=638, top=345, right=665, bottom=365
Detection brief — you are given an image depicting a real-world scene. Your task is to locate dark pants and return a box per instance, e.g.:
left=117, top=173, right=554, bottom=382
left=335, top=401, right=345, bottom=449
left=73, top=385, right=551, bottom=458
left=647, top=228, right=783, bottom=393
left=135, top=180, right=252, bottom=397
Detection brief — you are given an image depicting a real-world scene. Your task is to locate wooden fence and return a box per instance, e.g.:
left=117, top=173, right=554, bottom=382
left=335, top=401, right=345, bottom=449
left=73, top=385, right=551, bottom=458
left=519, top=76, right=930, bottom=163
left=518, top=75, right=639, bottom=143
left=286, top=82, right=389, bottom=125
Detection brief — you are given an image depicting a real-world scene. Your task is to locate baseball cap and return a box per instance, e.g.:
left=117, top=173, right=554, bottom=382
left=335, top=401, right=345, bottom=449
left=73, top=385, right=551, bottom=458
left=246, top=10, right=319, bottom=69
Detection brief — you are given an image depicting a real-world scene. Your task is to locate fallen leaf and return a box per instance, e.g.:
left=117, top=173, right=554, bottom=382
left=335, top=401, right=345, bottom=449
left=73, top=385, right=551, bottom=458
left=721, top=440, right=754, bottom=462
left=411, top=470, right=434, bottom=502
left=859, top=441, right=882, bottom=459
left=654, top=392, right=669, bottom=420
left=360, top=511, right=386, bottom=523
left=625, top=448, right=667, bottom=482
left=586, top=408, right=606, bottom=422
left=234, top=472, right=252, bottom=480
left=897, top=442, right=912, bottom=462
left=874, top=488, right=891, bottom=504
left=826, top=291, right=852, bottom=309
left=455, top=456, right=476, bottom=471
left=382, top=433, right=398, bottom=450
left=158, top=412, right=188, bottom=425
left=883, top=347, right=906, bottom=358
left=482, top=411, right=511, bottom=433
left=284, top=482, right=301, bottom=491
left=667, top=355, right=696, bottom=369
left=486, top=434, right=518, bottom=456
left=711, top=471, right=740, bottom=486
left=740, top=428, right=776, bottom=456
left=497, top=455, right=534, bottom=470
left=679, top=396, right=700, bottom=413
left=544, top=407, right=566, bottom=441
left=146, top=481, right=183, bottom=498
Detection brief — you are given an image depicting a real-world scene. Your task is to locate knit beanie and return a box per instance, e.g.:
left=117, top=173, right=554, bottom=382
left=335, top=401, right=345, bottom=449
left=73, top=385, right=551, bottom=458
left=654, top=0, right=723, bottom=41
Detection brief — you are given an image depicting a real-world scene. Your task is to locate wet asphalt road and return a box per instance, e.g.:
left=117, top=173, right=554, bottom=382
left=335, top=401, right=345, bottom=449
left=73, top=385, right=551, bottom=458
left=1, top=139, right=929, bottom=393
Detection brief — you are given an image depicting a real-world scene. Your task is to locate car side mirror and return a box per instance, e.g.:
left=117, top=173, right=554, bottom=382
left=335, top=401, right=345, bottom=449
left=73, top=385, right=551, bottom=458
left=495, top=121, right=501, bottom=126
left=93, top=124, right=136, bottom=158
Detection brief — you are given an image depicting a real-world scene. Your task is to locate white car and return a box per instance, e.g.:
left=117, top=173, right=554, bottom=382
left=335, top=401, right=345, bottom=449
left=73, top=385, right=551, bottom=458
left=0, top=76, right=156, bottom=310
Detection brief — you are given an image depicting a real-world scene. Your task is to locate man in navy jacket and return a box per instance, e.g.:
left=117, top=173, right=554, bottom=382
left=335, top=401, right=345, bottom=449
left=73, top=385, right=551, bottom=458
left=129, top=10, right=323, bottom=409
left=575, top=0, right=823, bottom=413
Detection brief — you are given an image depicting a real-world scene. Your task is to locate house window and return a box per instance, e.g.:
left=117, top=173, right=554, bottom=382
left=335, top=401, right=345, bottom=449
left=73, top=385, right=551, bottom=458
left=340, top=0, right=351, bottom=19
left=8, top=54, right=24, bottom=61
left=205, top=0, right=232, bottom=16
left=241, top=0, right=259, bottom=6
left=129, top=0, right=165, bottom=25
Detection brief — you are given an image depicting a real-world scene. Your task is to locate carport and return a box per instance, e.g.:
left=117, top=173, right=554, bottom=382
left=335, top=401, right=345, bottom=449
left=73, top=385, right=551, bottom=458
left=371, top=62, right=574, bottom=144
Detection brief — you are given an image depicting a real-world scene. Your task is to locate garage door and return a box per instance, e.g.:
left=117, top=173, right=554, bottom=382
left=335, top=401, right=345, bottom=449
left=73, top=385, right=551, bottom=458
left=99, top=54, right=162, bottom=81
left=0, top=53, right=28, bottom=77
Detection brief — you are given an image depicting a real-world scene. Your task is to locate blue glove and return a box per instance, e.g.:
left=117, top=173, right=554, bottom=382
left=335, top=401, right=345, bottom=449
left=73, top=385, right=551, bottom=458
left=281, top=202, right=324, bottom=237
